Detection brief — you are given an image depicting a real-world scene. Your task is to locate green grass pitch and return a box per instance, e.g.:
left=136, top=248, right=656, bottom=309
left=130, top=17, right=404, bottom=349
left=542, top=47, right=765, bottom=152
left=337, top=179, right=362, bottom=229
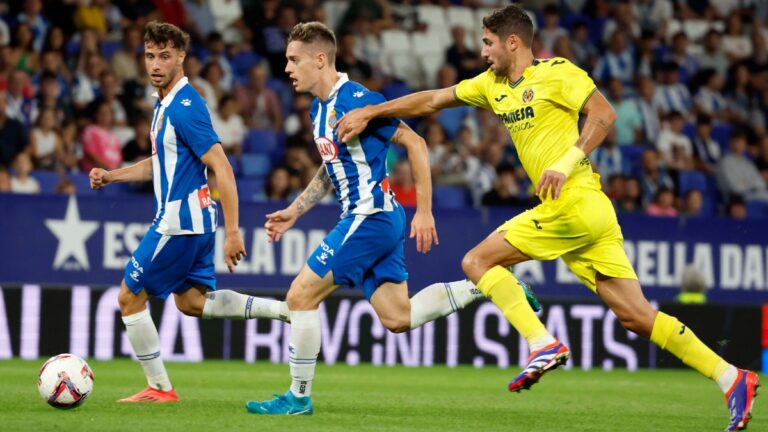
left=2, top=359, right=764, bottom=431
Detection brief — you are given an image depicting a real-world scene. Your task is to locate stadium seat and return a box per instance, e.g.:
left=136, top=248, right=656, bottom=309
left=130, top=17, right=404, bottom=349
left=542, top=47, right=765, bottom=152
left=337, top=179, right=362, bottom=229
left=323, top=0, right=348, bottom=31
left=243, top=128, right=278, bottom=155
left=682, top=122, right=696, bottom=140
left=619, top=145, right=647, bottom=177
left=389, top=54, right=423, bottom=90
left=70, top=173, right=97, bottom=195
left=411, top=31, right=444, bottom=57
left=446, top=6, right=478, bottom=50
left=100, top=41, right=122, bottom=59
left=237, top=178, right=266, bottom=202
left=31, top=170, right=62, bottom=194
left=240, top=154, right=272, bottom=179
left=434, top=185, right=470, bottom=209
left=746, top=199, right=768, bottom=219
left=231, top=51, right=261, bottom=80
left=266, top=78, right=294, bottom=118
left=712, top=123, right=733, bottom=152
left=420, top=53, right=445, bottom=90
left=416, top=5, right=448, bottom=35
left=678, top=171, right=708, bottom=196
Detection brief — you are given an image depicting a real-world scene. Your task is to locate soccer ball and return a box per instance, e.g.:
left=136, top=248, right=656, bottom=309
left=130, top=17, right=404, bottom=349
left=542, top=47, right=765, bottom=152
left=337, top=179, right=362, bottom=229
left=37, top=354, right=94, bottom=409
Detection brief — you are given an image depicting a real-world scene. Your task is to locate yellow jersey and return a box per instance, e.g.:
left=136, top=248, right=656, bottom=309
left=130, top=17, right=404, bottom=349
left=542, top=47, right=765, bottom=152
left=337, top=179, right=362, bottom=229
left=455, top=57, right=598, bottom=192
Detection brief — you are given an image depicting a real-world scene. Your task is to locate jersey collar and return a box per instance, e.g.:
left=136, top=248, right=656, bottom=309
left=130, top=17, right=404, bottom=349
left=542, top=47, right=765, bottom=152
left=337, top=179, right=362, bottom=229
left=324, top=72, right=349, bottom=102
left=508, top=60, right=538, bottom=89
left=153, top=76, right=189, bottom=107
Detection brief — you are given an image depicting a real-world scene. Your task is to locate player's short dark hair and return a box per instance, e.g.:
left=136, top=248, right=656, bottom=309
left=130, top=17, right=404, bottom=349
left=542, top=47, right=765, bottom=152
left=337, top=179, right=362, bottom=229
left=483, top=5, right=534, bottom=47
left=144, top=21, right=189, bottom=52
left=288, top=21, right=337, bottom=65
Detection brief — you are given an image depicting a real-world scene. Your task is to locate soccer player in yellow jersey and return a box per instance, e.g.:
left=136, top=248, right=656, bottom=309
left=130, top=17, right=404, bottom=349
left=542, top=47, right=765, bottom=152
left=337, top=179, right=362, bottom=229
left=336, top=5, right=758, bottom=431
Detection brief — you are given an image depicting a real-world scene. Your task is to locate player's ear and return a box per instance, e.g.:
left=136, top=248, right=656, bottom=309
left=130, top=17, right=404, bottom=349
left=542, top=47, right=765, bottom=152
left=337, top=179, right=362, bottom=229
left=316, top=51, right=326, bottom=69
left=178, top=50, right=186, bottom=66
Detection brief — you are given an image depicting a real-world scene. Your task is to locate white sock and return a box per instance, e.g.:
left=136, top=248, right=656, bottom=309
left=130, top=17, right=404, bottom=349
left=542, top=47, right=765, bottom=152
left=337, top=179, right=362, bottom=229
left=122, top=308, right=172, bottom=391
left=410, top=279, right=484, bottom=329
left=529, top=334, right=557, bottom=352
left=202, top=290, right=289, bottom=322
left=289, top=310, right=320, bottom=398
left=717, top=364, right=739, bottom=393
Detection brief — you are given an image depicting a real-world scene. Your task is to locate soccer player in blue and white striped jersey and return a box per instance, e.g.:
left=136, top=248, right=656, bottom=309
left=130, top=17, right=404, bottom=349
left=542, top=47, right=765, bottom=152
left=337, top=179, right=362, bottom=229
left=245, top=21, right=484, bottom=416
left=89, top=21, right=289, bottom=403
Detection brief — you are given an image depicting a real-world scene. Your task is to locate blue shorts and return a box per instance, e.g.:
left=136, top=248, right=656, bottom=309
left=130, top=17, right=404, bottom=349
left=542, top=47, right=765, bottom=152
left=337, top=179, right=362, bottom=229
left=124, top=229, right=216, bottom=299
left=307, top=206, right=408, bottom=299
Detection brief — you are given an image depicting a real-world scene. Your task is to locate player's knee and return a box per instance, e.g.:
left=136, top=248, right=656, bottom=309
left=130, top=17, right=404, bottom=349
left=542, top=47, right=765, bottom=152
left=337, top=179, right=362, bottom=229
left=286, top=284, right=317, bottom=311
left=173, top=295, right=203, bottom=317
left=461, top=250, right=486, bottom=282
left=118, top=288, right=142, bottom=315
left=614, top=311, right=650, bottom=336
left=381, top=315, right=410, bottom=333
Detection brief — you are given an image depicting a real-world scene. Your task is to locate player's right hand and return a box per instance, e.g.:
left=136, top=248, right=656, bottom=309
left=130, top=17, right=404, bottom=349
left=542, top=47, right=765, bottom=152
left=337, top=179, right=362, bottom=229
left=89, top=168, right=111, bottom=189
left=265, top=207, right=299, bottom=242
left=334, top=107, right=370, bottom=143
left=223, top=231, right=247, bottom=273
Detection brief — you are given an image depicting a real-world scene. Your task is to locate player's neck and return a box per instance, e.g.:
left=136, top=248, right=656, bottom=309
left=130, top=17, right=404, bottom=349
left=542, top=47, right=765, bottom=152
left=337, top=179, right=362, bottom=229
left=312, top=68, right=341, bottom=101
left=158, top=72, right=185, bottom=101
left=507, top=50, right=535, bottom=83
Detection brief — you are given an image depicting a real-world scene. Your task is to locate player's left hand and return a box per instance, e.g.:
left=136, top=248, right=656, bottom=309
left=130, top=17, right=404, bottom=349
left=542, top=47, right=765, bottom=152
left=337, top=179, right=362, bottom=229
left=223, top=231, right=246, bottom=273
left=334, top=107, right=371, bottom=143
left=410, top=211, right=439, bottom=253
left=536, top=170, right=567, bottom=201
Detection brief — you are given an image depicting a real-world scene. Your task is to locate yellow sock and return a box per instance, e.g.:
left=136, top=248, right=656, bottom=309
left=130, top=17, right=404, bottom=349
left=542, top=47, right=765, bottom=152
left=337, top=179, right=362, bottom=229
left=477, top=266, right=548, bottom=344
left=650, top=311, right=729, bottom=380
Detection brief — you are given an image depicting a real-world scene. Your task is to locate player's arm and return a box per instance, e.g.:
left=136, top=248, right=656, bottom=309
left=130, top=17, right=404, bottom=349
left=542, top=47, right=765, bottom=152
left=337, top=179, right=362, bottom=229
left=391, top=122, right=438, bottom=253
left=536, top=90, right=616, bottom=200
left=201, top=144, right=246, bottom=272
left=335, top=86, right=462, bottom=143
left=89, top=157, right=152, bottom=189
left=264, top=166, right=333, bottom=242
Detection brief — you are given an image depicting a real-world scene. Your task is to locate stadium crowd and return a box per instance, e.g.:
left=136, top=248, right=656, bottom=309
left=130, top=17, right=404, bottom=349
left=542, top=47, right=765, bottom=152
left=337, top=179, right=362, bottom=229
left=0, top=0, right=767, bottom=219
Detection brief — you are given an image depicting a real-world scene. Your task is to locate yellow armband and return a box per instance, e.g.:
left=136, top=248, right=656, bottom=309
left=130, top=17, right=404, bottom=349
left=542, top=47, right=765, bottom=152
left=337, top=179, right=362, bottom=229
left=548, top=146, right=586, bottom=178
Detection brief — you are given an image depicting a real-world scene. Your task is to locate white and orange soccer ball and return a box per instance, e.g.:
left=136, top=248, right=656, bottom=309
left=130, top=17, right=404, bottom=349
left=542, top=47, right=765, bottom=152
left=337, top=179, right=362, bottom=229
left=37, top=354, right=94, bottom=409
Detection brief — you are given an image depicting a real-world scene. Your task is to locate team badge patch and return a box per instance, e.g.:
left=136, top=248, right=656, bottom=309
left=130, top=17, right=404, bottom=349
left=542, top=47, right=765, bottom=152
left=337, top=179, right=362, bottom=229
left=522, top=88, right=535, bottom=104
left=328, top=109, right=337, bottom=128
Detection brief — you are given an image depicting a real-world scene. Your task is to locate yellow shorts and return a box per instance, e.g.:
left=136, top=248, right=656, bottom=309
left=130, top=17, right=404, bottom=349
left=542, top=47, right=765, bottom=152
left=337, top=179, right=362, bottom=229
left=497, top=186, right=638, bottom=292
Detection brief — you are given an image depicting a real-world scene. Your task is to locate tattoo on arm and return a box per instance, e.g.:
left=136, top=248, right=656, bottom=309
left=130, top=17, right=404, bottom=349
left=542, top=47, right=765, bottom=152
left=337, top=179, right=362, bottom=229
left=295, top=166, right=333, bottom=215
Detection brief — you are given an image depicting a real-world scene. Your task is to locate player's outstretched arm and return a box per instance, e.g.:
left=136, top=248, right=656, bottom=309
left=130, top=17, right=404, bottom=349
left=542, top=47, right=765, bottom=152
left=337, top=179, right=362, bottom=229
left=536, top=90, right=616, bottom=200
left=265, top=166, right=333, bottom=243
left=335, top=86, right=463, bottom=143
left=391, top=122, right=439, bottom=253
left=201, top=144, right=246, bottom=272
left=89, top=157, right=152, bottom=189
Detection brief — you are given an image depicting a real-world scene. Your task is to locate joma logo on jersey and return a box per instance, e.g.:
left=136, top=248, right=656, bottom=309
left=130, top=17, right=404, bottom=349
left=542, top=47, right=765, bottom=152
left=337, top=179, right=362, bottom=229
left=315, top=137, right=339, bottom=162
left=497, top=106, right=535, bottom=125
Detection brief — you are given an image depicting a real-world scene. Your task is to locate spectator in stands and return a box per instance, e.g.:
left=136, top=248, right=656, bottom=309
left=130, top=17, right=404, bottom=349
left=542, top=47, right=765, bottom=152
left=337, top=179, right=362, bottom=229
left=570, top=21, right=598, bottom=71
left=607, top=78, right=641, bottom=146
left=184, top=0, right=217, bottom=42
left=656, top=111, right=694, bottom=173
left=593, top=30, right=634, bottom=87
left=185, top=54, right=216, bottom=109
left=9, top=23, right=39, bottom=75
left=17, top=0, right=49, bottom=52
left=435, top=65, right=476, bottom=140
left=724, top=61, right=762, bottom=130
left=551, top=35, right=574, bottom=63
left=481, top=164, right=527, bottom=207
left=722, top=11, right=752, bottom=61
left=590, top=129, right=623, bottom=183
left=634, top=0, right=674, bottom=37
left=10, top=152, right=40, bottom=194
left=204, top=32, right=233, bottom=91
left=93, top=70, right=128, bottom=127
left=338, top=0, right=395, bottom=35
left=681, top=188, right=704, bottom=217
left=200, top=60, right=226, bottom=112
left=73, top=0, right=109, bottom=36
left=264, top=165, right=292, bottom=202
left=390, top=159, right=417, bottom=207
left=80, top=101, right=122, bottom=172
left=756, top=135, right=768, bottom=185
left=635, top=76, right=661, bottom=144
left=693, top=69, right=728, bottom=122
left=36, top=50, right=72, bottom=103
left=664, top=31, right=698, bottom=84
left=446, top=25, right=482, bottom=82
left=634, top=30, right=659, bottom=78
left=0, top=166, right=10, bottom=192
left=647, top=186, right=678, bottom=217
left=696, top=29, right=729, bottom=77
left=726, top=195, right=748, bottom=219
left=29, top=107, right=61, bottom=170
left=259, top=4, right=297, bottom=79
left=336, top=32, right=378, bottom=90
left=212, top=94, right=246, bottom=157
left=653, top=61, right=691, bottom=116
left=603, top=0, right=640, bottom=44
left=234, top=62, right=282, bottom=130
left=538, top=4, right=567, bottom=53
left=640, top=148, right=675, bottom=205
left=111, top=25, right=142, bottom=82
left=691, top=114, right=721, bottom=175
left=606, top=173, right=625, bottom=201
left=617, top=176, right=643, bottom=213
left=55, top=177, right=76, bottom=195
left=42, top=26, right=66, bottom=57
left=72, top=52, right=105, bottom=112
left=122, top=116, right=151, bottom=164
left=717, top=131, right=768, bottom=201
left=0, top=92, right=29, bottom=168
left=283, top=93, right=312, bottom=139
left=5, top=69, right=34, bottom=127
left=57, top=119, right=81, bottom=174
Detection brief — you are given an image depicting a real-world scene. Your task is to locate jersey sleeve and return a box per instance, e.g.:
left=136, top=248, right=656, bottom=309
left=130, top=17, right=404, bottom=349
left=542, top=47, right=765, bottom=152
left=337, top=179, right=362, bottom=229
left=455, top=70, right=492, bottom=110
left=351, top=90, right=399, bottom=142
left=547, top=58, right=597, bottom=112
left=173, top=98, right=221, bottom=159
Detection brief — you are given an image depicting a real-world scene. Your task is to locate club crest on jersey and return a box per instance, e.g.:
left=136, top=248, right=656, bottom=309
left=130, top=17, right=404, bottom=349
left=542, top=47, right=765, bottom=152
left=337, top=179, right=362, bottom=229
left=327, top=109, right=338, bottom=128
left=315, top=136, right=339, bottom=162
left=522, top=88, right=535, bottom=104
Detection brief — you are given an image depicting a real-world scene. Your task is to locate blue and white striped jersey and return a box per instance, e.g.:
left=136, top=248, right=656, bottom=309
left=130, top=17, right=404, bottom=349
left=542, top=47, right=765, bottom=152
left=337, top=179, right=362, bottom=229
left=311, top=73, right=399, bottom=218
left=150, top=76, right=220, bottom=235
